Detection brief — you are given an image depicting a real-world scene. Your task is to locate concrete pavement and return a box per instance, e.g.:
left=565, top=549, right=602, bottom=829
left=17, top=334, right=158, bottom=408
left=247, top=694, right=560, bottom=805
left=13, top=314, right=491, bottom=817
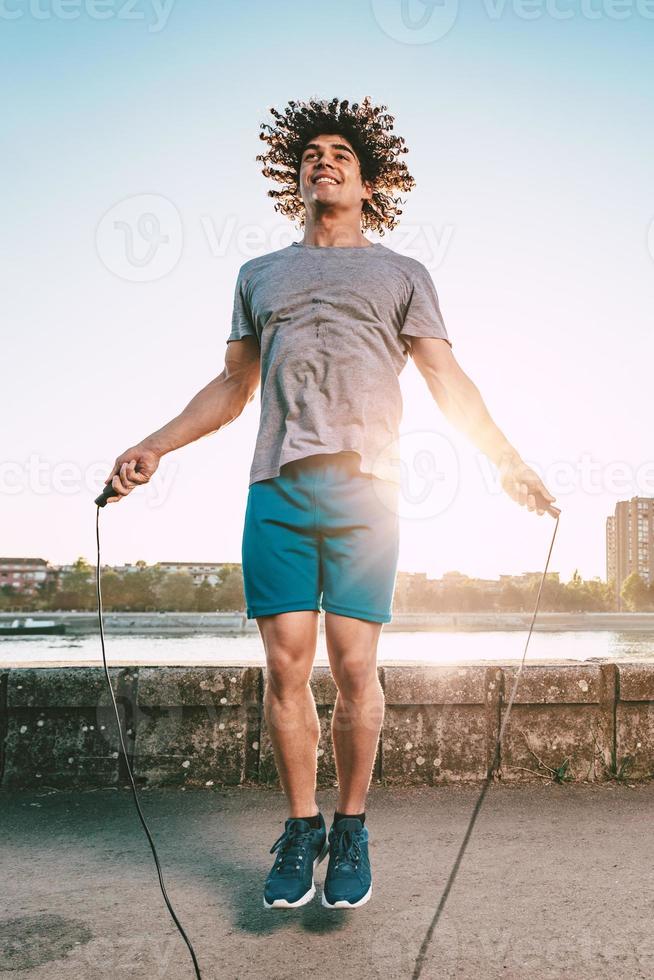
left=1, top=783, right=652, bottom=979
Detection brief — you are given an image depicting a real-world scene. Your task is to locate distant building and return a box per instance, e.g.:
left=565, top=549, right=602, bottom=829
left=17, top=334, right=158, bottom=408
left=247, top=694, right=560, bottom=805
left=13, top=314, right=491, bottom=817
left=157, top=562, right=234, bottom=586
left=435, top=571, right=502, bottom=596
left=499, top=571, right=560, bottom=588
left=51, top=561, right=241, bottom=587
left=393, top=571, right=428, bottom=605
left=0, top=557, right=52, bottom=594
left=606, top=515, right=615, bottom=584
left=394, top=569, right=554, bottom=606
left=606, top=496, right=654, bottom=596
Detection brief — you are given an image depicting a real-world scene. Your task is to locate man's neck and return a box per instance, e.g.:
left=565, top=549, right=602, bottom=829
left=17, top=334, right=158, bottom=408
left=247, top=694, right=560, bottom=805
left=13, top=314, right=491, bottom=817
left=301, top=220, right=371, bottom=248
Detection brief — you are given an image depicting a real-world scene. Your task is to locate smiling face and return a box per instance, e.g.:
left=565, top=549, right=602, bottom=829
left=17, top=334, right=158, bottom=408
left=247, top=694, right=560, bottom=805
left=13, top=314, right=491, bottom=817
left=298, top=133, right=373, bottom=219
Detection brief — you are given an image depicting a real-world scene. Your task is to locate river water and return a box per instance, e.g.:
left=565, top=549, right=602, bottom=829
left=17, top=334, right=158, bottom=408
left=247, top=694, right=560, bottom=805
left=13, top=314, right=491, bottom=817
left=1, top=630, right=653, bottom=666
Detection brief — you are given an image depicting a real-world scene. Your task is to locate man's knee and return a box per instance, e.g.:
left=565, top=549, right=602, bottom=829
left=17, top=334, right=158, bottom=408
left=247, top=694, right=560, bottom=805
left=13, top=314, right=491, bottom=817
left=259, top=611, right=317, bottom=698
left=263, top=651, right=319, bottom=738
left=331, top=652, right=380, bottom=701
left=265, top=651, right=313, bottom=700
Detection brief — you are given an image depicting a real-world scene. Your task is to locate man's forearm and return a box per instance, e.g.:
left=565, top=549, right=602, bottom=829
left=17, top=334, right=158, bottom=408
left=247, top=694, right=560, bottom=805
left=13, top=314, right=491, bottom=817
left=425, top=366, right=521, bottom=467
left=141, top=375, right=254, bottom=456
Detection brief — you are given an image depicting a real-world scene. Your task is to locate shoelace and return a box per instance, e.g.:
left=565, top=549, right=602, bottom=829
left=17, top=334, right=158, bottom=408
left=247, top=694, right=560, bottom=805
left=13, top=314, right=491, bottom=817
left=331, top=828, right=362, bottom=873
left=269, top=821, right=313, bottom=875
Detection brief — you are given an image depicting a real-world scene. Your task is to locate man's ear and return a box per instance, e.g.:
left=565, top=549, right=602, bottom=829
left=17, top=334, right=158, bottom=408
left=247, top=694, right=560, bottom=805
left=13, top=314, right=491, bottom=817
left=361, top=179, right=374, bottom=202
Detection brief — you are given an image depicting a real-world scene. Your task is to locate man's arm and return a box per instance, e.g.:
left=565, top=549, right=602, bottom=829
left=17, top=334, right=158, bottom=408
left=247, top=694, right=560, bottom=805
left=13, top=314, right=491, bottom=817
left=102, top=336, right=260, bottom=502
left=410, top=336, right=556, bottom=515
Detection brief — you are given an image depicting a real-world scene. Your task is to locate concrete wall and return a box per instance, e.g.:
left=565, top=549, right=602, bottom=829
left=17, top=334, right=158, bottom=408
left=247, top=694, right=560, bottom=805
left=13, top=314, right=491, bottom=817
left=1, top=663, right=653, bottom=789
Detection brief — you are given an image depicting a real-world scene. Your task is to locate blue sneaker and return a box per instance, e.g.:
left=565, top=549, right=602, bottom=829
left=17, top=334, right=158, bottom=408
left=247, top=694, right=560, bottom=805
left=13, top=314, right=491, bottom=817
left=263, top=815, right=328, bottom=909
left=321, top=817, right=372, bottom=909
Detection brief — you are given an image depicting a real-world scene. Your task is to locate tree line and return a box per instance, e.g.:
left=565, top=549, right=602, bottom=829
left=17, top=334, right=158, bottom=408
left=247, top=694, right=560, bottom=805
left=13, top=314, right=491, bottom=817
left=1, top=561, right=652, bottom=613
left=393, top=570, right=654, bottom=613
left=0, top=559, right=245, bottom=613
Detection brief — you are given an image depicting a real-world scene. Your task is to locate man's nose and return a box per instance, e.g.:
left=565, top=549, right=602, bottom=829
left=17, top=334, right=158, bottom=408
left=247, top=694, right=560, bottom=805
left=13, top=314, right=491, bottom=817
left=315, top=160, right=338, bottom=174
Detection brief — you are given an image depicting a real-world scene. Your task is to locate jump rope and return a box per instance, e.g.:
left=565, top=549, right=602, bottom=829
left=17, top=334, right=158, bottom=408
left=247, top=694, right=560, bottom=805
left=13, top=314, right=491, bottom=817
left=94, top=479, right=560, bottom=980
left=94, top=483, right=203, bottom=979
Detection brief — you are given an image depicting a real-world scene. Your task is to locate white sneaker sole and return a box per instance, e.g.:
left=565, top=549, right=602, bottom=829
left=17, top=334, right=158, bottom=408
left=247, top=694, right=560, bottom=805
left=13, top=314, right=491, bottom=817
left=321, top=884, right=372, bottom=910
left=263, top=842, right=329, bottom=910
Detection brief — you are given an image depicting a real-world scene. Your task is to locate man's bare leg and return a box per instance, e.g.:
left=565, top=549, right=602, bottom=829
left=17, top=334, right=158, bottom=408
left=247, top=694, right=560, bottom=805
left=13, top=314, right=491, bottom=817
left=257, top=610, right=321, bottom=817
left=325, top=612, right=384, bottom=813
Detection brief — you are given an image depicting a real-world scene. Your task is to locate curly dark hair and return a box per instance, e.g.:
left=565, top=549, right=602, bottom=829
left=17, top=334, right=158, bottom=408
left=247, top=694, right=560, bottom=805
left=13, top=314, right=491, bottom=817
left=255, top=96, right=416, bottom=236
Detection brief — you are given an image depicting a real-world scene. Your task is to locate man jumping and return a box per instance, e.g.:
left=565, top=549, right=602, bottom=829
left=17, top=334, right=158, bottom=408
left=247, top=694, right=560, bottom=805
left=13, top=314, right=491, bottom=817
left=103, top=95, right=556, bottom=912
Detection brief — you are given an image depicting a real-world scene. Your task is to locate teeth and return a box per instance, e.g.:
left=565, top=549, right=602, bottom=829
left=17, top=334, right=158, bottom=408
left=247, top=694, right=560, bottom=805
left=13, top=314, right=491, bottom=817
left=315, top=177, right=337, bottom=184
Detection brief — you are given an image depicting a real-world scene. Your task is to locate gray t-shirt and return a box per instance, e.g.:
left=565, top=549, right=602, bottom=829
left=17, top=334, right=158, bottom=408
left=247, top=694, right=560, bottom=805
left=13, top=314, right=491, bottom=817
left=227, top=241, right=452, bottom=486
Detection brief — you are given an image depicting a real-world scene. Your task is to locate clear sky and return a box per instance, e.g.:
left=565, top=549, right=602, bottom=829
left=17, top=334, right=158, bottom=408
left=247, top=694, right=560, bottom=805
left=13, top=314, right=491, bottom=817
left=2, top=0, right=652, bottom=583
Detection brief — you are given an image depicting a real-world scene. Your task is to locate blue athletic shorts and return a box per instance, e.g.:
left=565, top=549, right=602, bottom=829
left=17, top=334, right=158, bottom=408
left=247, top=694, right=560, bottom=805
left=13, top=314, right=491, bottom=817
left=242, top=451, right=400, bottom=624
